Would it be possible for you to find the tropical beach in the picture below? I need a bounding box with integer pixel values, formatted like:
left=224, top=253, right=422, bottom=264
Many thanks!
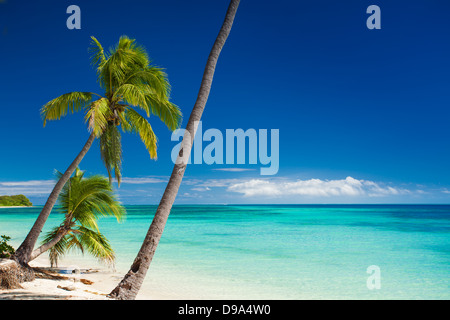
left=0, top=255, right=118, bottom=300
left=0, top=0, right=240, bottom=299
left=1, top=0, right=450, bottom=303
left=1, top=205, right=449, bottom=300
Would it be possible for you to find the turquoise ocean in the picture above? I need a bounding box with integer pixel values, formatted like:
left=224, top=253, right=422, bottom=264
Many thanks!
left=1, top=205, right=449, bottom=299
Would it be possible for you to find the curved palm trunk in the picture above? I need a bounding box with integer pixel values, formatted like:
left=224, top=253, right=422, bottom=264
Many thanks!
left=29, top=228, right=68, bottom=262
left=29, top=213, right=74, bottom=262
left=13, top=132, right=96, bottom=265
left=108, top=0, right=240, bottom=300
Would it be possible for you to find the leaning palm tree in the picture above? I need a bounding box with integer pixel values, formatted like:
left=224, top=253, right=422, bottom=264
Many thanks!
left=109, top=0, right=240, bottom=300
left=13, top=36, right=181, bottom=266
left=30, top=168, right=125, bottom=267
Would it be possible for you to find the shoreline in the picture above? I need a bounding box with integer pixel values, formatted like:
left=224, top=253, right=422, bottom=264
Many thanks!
left=2, top=205, right=449, bottom=300
left=0, top=206, right=34, bottom=209
left=0, top=256, right=160, bottom=300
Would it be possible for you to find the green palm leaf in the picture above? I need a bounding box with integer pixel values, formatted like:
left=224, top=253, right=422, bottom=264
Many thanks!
left=75, top=226, right=115, bottom=266
left=146, top=95, right=182, bottom=131
left=100, top=124, right=123, bottom=185
left=125, top=108, right=158, bottom=159
left=42, top=36, right=182, bottom=186
left=89, top=36, right=106, bottom=70
left=113, top=83, right=149, bottom=109
left=42, top=170, right=125, bottom=267
left=85, top=98, right=112, bottom=137
left=43, top=226, right=68, bottom=267
left=41, top=92, right=94, bottom=126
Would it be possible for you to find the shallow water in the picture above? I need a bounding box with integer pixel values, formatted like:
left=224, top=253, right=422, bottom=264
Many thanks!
left=1, top=205, right=449, bottom=299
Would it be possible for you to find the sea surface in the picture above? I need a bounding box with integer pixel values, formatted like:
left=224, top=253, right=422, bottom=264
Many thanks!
left=1, top=204, right=449, bottom=299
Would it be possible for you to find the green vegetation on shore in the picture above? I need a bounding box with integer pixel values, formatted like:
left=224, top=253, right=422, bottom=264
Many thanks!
left=0, top=235, right=15, bottom=258
left=0, top=195, right=32, bottom=207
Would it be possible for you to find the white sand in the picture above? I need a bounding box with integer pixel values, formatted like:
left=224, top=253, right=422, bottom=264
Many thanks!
left=0, top=255, right=159, bottom=300
left=0, top=278, right=110, bottom=300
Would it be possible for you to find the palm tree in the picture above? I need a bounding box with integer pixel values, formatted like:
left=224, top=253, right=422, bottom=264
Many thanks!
left=30, top=168, right=125, bottom=267
left=13, top=36, right=181, bottom=266
left=109, top=0, right=240, bottom=300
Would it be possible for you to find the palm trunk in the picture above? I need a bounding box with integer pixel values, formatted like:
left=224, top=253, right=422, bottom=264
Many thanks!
left=108, top=0, right=240, bottom=300
left=29, top=228, right=68, bottom=262
left=30, top=213, right=74, bottom=262
left=13, top=132, right=96, bottom=265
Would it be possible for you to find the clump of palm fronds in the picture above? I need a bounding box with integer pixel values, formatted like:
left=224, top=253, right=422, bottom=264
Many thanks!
left=41, top=168, right=125, bottom=267
left=41, top=36, right=182, bottom=185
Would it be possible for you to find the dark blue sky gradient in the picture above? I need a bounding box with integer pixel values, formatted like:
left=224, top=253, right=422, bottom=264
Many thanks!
left=1, top=0, right=449, bottom=204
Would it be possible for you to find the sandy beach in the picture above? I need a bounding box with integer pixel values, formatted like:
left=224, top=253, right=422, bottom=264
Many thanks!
left=0, top=256, right=156, bottom=300
left=2, top=205, right=450, bottom=300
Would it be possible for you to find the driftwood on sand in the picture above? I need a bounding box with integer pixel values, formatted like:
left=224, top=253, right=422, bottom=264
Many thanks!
left=0, top=259, right=96, bottom=290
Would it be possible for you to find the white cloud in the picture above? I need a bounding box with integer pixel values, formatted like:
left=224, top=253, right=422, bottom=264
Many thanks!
left=119, top=177, right=168, bottom=184
left=180, top=192, right=202, bottom=198
left=227, top=176, right=408, bottom=198
left=189, top=178, right=242, bottom=188
left=0, top=180, right=54, bottom=187
left=191, top=187, right=211, bottom=192
left=0, top=180, right=55, bottom=196
left=212, top=168, right=257, bottom=172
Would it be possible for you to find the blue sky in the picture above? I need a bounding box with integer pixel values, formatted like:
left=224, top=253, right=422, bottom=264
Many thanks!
left=1, top=0, right=450, bottom=204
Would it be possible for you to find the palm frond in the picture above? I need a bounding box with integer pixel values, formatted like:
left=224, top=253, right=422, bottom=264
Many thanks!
left=114, top=35, right=149, bottom=69
left=70, top=175, right=125, bottom=222
left=45, top=170, right=125, bottom=267
left=116, top=106, right=132, bottom=132
left=84, top=97, right=112, bottom=137
left=123, top=67, right=171, bottom=101
left=99, top=124, right=123, bottom=185
left=75, top=226, right=116, bottom=267
left=96, top=36, right=150, bottom=95
left=145, top=95, right=182, bottom=131
left=89, top=36, right=106, bottom=70
left=43, top=226, right=70, bottom=267
left=113, top=83, right=149, bottom=109
left=125, top=108, right=158, bottom=159
left=41, top=92, right=94, bottom=126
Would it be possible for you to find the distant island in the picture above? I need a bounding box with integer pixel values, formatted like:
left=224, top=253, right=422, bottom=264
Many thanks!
left=0, top=195, right=33, bottom=207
